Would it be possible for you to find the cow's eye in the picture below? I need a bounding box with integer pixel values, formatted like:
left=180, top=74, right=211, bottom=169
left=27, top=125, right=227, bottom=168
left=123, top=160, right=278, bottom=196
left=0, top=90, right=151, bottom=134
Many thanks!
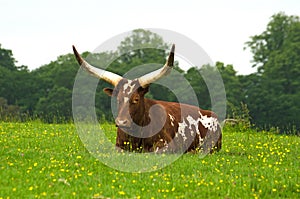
left=132, top=96, right=139, bottom=104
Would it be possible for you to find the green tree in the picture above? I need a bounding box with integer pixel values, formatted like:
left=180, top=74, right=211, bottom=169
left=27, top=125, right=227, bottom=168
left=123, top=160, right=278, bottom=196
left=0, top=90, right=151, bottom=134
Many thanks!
left=35, top=86, right=72, bottom=123
left=0, top=44, right=34, bottom=114
left=185, top=66, right=210, bottom=109
left=0, top=44, right=16, bottom=71
left=216, top=62, right=243, bottom=117
left=113, top=29, right=170, bottom=75
left=185, top=63, right=239, bottom=119
left=31, top=53, right=80, bottom=121
left=245, top=13, right=300, bottom=132
left=0, top=97, right=20, bottom=121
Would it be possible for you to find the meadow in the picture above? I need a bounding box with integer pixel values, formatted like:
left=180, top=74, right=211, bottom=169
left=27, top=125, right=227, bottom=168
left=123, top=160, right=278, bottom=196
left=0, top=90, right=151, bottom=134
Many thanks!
left=0, top=121, right=299, bottom=198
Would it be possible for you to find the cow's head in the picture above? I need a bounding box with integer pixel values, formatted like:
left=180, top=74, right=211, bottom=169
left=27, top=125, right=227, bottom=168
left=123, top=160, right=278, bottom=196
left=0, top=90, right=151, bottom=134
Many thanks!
left=73, top=45, right=175, bottom=132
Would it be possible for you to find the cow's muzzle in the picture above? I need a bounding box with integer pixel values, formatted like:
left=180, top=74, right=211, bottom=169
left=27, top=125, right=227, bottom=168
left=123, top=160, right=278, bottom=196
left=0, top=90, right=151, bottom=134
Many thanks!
left=115, top=118, right=131, bottom=128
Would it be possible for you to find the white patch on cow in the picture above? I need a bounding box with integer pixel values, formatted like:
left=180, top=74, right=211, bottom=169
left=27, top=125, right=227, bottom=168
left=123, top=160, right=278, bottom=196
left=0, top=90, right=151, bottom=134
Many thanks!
left=128, top=82, right=136, bottom=95
left=123, top=80, right=136, bottom=95
left=177, top=119, right=188, bottom=141
left=186, top=115, right=200, bottom=136
left=198, top=111, right=219, bottom=132
left=122, top=81, right=130, bottom=94
left=127, top=80, right=136, bottom=95
left=155, top=139, right=169, bottom=153
left=162, top=140, right=168, bottom=152
left=164, top=140, right=168, bottom=146
left=175, top=132, right=179, bottom=138
left=124, top=97, right=129, bottom=104
left=190, top=130, right=195, bottom=137
left=199, top=136, right=204, bottom=145
left=175, top=113, right=219, bottom=145
left=171, top=122, right=174, bottom=126
left=168, top=113, right=175, bottom=126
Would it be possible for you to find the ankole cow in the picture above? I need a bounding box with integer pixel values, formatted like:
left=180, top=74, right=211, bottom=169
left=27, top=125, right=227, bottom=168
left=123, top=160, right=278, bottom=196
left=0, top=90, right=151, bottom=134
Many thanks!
left=73, top=44, right=222, bottom=153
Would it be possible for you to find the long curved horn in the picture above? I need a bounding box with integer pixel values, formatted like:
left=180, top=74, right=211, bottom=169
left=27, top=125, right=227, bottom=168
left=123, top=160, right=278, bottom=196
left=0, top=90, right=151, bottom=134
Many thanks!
left=72, top=45, right=123, bottom=86
left=138, top=44, right=175, bottom=88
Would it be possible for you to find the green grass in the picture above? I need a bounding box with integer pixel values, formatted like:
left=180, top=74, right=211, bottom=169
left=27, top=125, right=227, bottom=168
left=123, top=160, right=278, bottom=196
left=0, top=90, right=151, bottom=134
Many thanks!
left=0, top=121, right=299, bottom=198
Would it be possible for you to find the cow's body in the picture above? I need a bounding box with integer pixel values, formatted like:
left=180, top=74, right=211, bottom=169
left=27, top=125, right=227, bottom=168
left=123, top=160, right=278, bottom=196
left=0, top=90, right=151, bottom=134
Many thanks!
left=114, top=83, right=222, bottom=153
left=73, top=44, right=222, bottom=154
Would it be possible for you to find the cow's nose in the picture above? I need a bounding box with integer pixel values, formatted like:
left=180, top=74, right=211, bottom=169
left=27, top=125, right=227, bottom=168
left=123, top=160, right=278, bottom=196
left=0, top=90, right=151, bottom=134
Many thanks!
left=115, top=118, right=130, bottom=127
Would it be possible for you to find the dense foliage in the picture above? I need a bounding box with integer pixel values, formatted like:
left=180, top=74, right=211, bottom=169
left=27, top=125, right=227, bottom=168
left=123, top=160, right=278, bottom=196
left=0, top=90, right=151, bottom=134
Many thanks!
left=0, top=13, right=300, bottom=133
left=244, top=12, right=300, bottom=133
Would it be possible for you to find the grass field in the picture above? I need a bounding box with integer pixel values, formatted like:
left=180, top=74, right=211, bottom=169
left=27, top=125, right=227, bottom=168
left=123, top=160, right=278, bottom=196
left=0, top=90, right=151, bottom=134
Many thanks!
left=0, top=121, right=299, bottom=198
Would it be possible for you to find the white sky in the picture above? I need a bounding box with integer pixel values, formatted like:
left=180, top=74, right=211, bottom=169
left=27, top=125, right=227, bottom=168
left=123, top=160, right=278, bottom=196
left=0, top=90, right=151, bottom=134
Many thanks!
left=1, top=0, right=299, bottom=74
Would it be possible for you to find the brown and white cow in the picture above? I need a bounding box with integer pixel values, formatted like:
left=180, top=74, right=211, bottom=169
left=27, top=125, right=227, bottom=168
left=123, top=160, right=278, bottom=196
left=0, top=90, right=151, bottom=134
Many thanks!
left=73, top=44, right=222, bottom=153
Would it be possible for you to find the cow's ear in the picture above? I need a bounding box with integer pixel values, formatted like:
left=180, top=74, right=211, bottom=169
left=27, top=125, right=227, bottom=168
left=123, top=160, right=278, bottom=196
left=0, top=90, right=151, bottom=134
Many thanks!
left=103, top=88, right=113, bottom=96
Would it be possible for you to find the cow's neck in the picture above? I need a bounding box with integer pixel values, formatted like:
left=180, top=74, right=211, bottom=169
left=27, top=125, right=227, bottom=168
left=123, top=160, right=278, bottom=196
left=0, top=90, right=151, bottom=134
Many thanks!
left=142, top=98, right=155, bottom=126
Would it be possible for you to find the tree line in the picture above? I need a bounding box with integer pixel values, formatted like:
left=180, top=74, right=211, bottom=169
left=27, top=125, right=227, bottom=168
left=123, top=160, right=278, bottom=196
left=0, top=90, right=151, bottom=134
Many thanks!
left=0, top=13, right=299, bottom=133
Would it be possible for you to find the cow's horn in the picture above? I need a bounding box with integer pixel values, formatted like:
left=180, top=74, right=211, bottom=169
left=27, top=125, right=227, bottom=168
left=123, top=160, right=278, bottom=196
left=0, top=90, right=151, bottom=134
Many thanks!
left=72, top=45, right=123, bottom=86
left=138, top=44, right=175, bottom=88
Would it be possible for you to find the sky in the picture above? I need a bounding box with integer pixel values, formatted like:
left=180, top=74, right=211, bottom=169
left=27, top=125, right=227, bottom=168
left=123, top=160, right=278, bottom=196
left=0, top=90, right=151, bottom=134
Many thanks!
left=1, top=0, right=299, bottom=74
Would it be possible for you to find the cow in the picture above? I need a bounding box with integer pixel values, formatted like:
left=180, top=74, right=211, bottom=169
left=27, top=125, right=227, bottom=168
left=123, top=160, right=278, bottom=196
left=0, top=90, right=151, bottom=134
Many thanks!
left=72, top=44, right=222, bottom=154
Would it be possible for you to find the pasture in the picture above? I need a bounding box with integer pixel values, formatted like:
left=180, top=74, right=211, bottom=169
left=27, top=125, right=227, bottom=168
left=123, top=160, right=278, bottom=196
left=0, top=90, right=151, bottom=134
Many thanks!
left=0, top=122, right=299, bottom=198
